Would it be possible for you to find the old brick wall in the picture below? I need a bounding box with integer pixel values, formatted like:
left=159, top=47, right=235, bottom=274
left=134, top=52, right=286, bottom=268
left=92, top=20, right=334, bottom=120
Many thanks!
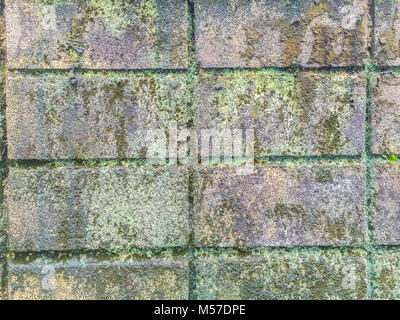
left=1, top=0, right=400, bottom=300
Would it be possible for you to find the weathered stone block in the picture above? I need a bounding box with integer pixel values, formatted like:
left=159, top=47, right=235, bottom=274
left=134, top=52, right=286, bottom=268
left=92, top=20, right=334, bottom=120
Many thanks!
left=7, top=165, right=189, bottom=251
left=6, top=72, right=187, bottom=159
left=375, top=251, right=400, bottom=299
left=193, top=164, right=366, bottom=247
left=374, top=0, right=400, bottom=66
left=194, top=71, right=366, bottom=156
left=195, top=249, right=367, bottom=300
left=5, top=0, right=188, bottom=69
left=372, top=162, right=400, bottom=245
left=194, top=0, right=370, bottom=68
left=8, top=256, right=188, bottom=300
left=371, top=73, right=400, bottom=155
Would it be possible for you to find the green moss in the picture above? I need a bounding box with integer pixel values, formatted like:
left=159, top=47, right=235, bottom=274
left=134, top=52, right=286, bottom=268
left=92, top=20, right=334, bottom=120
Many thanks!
left=31, top=0, right=71, bottom=8
left=207, top=70, right=296, bottom=130
left=88, top=0, right=130, bottom=36
left=388, top=154, right=398, bottom=162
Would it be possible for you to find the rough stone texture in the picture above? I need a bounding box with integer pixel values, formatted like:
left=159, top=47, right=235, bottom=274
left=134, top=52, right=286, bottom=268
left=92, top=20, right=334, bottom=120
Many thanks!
left=6, top=72, right=187, bottom=160
left=374, top=0, right=400, bottom=66
left=193, top=164, right=366, bottom=247
left=8, top=256, right=188, bottom=300
left=195, top=249, right=367, bottom=300
left=372, top=162, right=400, bottom=245
left=371, top=73, right=400, bottom=155
left=6, top=165, right=189, bottom=252
left=374, top=250, right=400, bottom=299
left=5, top=0, right=188, bottom=69
left=194, top=0, right=370, bottom=68
left=0, top=263, right=3, bottom=297
left=3, top=0, right=400, bottom=302
left=194, top=71, right=366, bottom=156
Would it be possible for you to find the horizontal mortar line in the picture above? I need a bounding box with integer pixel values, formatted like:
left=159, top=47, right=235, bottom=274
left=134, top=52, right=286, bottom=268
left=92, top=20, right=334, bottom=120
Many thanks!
left=7, top=246, right=400, bottom=262
left=5, top=65, right=377, bottom=75
left=254, top=155, right=363, bottom=162
left=6, top=246, right=371, bottom=258
left=4, top=246, right=376, bottom=265
left=371, top=153, right=400, bottom=158
left=7, top=158, right=149, bottom=167
left=8, top=244, right=392, bottom=257
left=194, top=245, right=370, bottom=252
left=7, top=247, right=189, bottom=258
left=198, top=65, right=368, bottom=74
left=373, top=245, right=400, bottom=251
left=7, top=155, right=365, bottom=168
left=371, top=66, right=400, bottom=73
left=5, top=67, right=189, bottom=75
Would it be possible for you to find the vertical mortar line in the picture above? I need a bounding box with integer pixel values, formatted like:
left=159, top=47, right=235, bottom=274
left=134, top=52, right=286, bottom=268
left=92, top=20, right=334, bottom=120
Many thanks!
left=187, top=0, right=197, bottom=300
left=365, top=0, right=376, bottom=300
left=0, top=0, right=7, bottom=300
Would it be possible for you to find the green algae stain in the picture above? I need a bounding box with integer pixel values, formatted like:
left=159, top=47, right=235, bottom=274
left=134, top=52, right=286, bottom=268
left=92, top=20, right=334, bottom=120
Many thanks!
left=62, top=0, right=160, bottom=62
left=194, top=249, right=367, bottom=300
left=208, top=70, right=296, bottom=130
left=388, top=154, right=398, bottom=162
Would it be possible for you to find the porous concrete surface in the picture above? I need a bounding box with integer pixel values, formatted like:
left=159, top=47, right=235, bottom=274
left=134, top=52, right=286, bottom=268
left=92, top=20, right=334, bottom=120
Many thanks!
left=5, top=0, right=188, bottom=69
left=195, top=249, right=367, bottom=300
left=7, top=165, right=189, bottom=251
left=193, top=164, right=366, bottom=247
left=374, top=250, right=400, bottom=299
left=374, top=0, right=400, bottom=66
left=6, top=72, right=187, bottom=160
left=8, top=255, right=188, bottom=300
left=1, top=0, right=400, bottom=301
left=371, top=73, right=400, bottom=155
left=194, top=71, right=366, bottom=156
left=372, top=162, right=400, bottom=245
left=195, top=0, right=370, bottom=68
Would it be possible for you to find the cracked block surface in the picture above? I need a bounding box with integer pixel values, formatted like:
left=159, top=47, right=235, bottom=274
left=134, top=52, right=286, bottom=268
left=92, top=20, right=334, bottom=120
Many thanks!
left=374, top=0, right=400, bottom=66
left=194, top=71, right=366, bottom=157
left=371, top=73, right=400, bottom=155
left=7, top=165, right=189, bottom=252
left=8, top=256, right=188, bottom=300
left=372, top=162, right=400, bottom=245
left=6, top=72, right=187, bottom=160
left=195, top=249, right=367, bottom=300
left=5, top=0, right=188, bottom=69
left=194, top=0, right=370, bottom=68
left=193, top=164, right=366, bottom=247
